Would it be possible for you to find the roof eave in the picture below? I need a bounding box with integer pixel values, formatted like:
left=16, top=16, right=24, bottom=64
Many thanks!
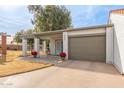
left=21, top=24, right=113, bottom=38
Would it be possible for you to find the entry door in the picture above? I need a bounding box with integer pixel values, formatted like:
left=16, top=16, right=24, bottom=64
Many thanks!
left=55, top=40, right=62, bottom=55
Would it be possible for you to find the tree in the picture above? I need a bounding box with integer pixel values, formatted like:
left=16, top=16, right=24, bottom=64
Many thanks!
left=14, top=29, right=34, bottom=46
left=14, top=30, right=24, bottom=44
left=14, top=29, right=43, bottom=50
left=28, top=5, right=72, bottom=32
left=23, top=29, right=34, bottom=48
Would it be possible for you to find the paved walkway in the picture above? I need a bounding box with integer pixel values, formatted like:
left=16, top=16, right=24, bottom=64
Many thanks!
left=0, top=56, right=124, bottom=88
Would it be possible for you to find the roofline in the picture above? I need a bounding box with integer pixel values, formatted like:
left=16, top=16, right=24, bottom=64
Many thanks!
left=20, top=24, right=113, bottom=38
left=65, top=24, right=113, bottom=31
left=33, top=24, right=113, bottom=36
left=108, top=8, right=124, bottom=24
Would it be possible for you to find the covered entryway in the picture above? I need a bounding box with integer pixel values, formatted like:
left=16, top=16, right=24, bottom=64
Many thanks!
left=55, top=40, right=63, bottom=55
left=68, top=34, right=106, bottom=62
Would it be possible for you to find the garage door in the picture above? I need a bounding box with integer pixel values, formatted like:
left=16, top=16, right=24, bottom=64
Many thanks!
left=68, top=35, right=106, bottom=62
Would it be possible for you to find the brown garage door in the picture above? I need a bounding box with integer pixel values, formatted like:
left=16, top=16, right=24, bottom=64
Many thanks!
left=68, top=35, right=106, bottom=62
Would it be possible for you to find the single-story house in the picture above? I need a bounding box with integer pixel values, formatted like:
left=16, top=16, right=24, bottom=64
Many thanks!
left=21, top=9, right=124, bottom=74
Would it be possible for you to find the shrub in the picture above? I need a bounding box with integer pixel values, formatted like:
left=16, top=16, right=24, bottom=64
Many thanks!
left=59, top=52, right=66, bottom=57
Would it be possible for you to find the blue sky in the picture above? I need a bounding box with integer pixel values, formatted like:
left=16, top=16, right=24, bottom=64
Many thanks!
left=0, top=5, right=124, bottom=35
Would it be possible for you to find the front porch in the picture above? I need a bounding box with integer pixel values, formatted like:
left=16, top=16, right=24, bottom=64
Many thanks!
left=21, top=31, right=65, bottom=58
left=17, top=54, right=61, bottom=65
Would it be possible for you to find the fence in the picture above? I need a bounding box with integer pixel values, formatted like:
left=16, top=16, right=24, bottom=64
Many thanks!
left=7, top=45, right=22, bottom=50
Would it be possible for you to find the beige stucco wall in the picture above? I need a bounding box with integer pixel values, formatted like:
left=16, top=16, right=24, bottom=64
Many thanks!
left=68, top=28, right=106, bottom=36
left=63, top=28, right=106, bottom=60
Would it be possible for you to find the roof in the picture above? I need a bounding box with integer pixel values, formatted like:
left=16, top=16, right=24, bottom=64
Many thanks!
left=34, top=24, right=113, bottom=35
left=110, top=8, right=124, bottom=14
left=108, top=8, right=124, bottom=23
left=21, top=24, right=113, bottom=38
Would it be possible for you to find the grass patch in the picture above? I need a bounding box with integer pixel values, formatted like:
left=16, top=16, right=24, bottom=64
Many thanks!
left=6, top=50, right=22, bottom=61
left=6, top=50, right=31, bottom=61
left=0, top=50, right=53, bottom=77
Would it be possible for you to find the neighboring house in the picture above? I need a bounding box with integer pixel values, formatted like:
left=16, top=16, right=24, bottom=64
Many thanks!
left=21, top=9, right=124, bottom=74
left=0, top=34, right=14, bottom=45
left=0, top=34, right=21, bottom=50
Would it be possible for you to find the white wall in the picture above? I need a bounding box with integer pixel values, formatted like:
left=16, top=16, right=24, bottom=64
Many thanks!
left=109, top=13, right=124, bottom=74
left=63, top=32, right=68, bottom=59
left=106, top=27, right=114, bottom=64
left=7, top=36, right=14, bottom=44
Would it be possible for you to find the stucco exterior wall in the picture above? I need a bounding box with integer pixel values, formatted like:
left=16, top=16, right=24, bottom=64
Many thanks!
left=106, top=27, right=114, bottom=64
left=63, top=28, right=106, bottom=60
left=109, top=13, right=124, bottom=74
left=63, top=32, right=68, bottom=59
left=34, top=37, right=40, bottom=57
left=68, top=28, right=106, bottom=36
left=22, top=38, right=27, bottom=56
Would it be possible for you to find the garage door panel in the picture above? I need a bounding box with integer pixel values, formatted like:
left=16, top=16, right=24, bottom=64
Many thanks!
left=68, top=35, right=106, bottom=62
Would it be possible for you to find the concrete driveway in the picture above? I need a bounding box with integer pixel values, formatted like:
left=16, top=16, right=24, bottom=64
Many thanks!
left=0, top=60, right=124, bottom=88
